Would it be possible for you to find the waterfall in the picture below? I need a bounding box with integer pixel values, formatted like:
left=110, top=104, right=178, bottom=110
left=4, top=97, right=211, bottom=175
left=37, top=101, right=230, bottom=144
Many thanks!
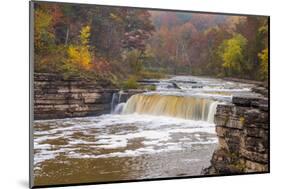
left=110, top=91, right=124, bottom=113
left=122, top=94, right=218, bottom=123
left=110, top=93, right=119, bottom=113
left=207, top=101, right=219, bottom=123
left=113, top=103, right=125, bottom=114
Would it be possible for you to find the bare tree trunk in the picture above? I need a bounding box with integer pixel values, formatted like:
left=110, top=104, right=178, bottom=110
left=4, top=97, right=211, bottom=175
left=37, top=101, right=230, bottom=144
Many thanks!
left=135, top=51, right=144, bottom=73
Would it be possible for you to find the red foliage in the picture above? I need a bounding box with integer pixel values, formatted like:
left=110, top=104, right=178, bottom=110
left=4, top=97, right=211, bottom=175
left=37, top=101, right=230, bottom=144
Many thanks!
left=92, top=58, right=112, bottom=74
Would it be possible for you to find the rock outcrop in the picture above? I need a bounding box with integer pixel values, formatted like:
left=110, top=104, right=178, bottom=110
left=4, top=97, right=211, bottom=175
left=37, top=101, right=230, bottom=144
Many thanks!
left=204, top=90, right=269, bottom=174
left=33, top=73, right=143, bottom=120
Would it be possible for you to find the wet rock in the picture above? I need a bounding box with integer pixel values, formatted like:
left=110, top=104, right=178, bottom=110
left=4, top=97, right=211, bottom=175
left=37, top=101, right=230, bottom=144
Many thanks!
left=252, top=87, right=268, bottom=97
left=216, top=104, right=234, bottom=115
left=251, top=97, right=268, bottom=112
left=191, top=85, right=203, bottom=88
left=232, top=95, right=261, bottom=107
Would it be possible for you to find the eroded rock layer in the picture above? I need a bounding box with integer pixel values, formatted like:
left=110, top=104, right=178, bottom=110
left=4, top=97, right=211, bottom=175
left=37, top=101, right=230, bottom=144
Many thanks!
left=204, top=89, right=269, bottom=174
left=33, top=73, right=142, bottom=120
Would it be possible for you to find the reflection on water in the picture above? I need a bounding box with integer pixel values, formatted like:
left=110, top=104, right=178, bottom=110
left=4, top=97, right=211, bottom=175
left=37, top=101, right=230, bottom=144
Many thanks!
left=33, top=114, right=217, bottom=186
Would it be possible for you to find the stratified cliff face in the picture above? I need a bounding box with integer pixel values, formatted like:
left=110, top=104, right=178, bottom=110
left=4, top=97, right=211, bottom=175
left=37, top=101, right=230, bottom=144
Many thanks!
left=204, top=88, right=269, bottom=174
left=33, top=73, right=142, bottom=120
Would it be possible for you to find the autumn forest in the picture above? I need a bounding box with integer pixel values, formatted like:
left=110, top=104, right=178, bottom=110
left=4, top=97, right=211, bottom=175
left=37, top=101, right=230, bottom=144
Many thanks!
left=34, top=2, right=269, bottom=88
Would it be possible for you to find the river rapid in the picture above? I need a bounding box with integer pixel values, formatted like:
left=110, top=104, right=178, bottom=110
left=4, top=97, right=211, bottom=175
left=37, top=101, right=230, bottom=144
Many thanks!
left=33, top=76, right=255, bottom=186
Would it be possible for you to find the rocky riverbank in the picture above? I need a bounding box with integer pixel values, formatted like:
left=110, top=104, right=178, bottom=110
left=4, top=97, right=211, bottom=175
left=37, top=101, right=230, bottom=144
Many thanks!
left=204, top=86, right=269, bottom=174
left=33, top=73, right=144, bottom=120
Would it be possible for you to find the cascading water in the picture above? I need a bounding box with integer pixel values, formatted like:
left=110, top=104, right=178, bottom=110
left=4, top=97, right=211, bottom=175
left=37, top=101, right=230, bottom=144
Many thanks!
left=110, top=93, right=118, bottom=113
left=121, top=94, right=219, bottom=123
left=111, top=91, right=124, bottom=113
left=113, top=103, right=125, bottom=114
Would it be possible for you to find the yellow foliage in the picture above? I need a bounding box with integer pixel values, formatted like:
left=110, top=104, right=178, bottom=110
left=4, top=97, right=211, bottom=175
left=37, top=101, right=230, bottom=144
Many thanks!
left=66, top=25, right=92, bottom=70
left=258, top=48, right=268, bottom=80
left=80, top=26, right=91, bottom=46
left=34, top=9, right=55, bottom=51
left=67, top=45, right=91, bottom=70
left=219, top=34, right=247, bottom=75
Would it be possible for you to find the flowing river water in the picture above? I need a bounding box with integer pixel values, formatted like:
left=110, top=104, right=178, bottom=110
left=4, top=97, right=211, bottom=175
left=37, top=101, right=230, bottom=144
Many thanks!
left=33, top=76, right=256, bottom=186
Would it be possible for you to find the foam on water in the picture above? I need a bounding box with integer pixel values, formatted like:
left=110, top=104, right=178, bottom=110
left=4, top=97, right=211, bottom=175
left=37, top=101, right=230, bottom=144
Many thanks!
left=34, top=114, right=217, bottom=166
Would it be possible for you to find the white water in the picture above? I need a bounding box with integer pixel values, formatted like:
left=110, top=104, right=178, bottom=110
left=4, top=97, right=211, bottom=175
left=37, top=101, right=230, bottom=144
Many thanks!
left=121, top=94, right=219, bottom=123
left=112, top=76, right=255, bottom=123
left=34, top=114, right=217, bottom=165
left=34, top=76, right=257, bottom=176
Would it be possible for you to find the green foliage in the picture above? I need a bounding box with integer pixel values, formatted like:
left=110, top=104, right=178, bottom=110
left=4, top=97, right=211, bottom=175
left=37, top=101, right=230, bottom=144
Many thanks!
left=146, top=85, right=156, bottom=91
left=258, top=48, right=268, bottom=81
left=34, top=45, right=67, bottom=73
left=218, top=34, right=247, bottom=76
left=122, top=76, right=140, bottom=89
left=34, top=8, right=55, bottom=53
left=123, top=50, right=144, bottom=73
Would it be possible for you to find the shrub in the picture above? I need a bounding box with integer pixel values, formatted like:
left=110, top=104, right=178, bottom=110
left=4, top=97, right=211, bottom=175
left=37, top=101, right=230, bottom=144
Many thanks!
left=146, top=85, right=156, bottom=91
left=122, top=76, right=139, bottom=89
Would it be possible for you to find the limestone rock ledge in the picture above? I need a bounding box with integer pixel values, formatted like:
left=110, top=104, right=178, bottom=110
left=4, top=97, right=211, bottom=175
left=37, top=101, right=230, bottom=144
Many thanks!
left=33, top=73, right=143, bottom=120
left=204, top=90, right=269, bottom=174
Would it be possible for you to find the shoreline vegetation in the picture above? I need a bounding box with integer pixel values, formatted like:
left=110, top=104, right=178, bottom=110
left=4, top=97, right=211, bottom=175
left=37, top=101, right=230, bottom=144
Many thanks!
left=34, top=2, right=268, bottom=89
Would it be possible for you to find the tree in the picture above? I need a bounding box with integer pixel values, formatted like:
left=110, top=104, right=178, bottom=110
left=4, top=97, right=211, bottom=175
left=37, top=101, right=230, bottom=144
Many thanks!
left=64, top=25, right=92, bottom=74
left=258, top=48, right=268, bottom=81
left=34, top=8, right=55, bottom=53
left=218, top=34, right=247, bottom=76
left=121, top=9, right=155, bottom=73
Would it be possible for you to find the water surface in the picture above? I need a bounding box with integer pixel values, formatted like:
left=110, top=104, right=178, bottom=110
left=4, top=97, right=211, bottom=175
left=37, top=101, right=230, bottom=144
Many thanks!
left=33, top=76, right=257, bottom=186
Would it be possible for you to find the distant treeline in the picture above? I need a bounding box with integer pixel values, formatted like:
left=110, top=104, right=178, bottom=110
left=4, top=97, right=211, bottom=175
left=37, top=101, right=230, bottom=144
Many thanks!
left=34, top=2, right=268, bottom=84
left=148, top=12, right=268, bottom=81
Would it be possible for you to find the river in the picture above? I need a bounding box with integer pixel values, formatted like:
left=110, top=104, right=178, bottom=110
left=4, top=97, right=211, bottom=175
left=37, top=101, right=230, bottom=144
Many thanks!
left=33, top=76, right=255, bottom=186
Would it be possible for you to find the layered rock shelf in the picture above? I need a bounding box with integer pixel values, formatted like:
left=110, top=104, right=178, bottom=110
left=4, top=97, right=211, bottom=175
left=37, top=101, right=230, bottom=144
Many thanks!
left=204, top=88, right=269, bottom=174
left=33, top=73, right=143, bottom=120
